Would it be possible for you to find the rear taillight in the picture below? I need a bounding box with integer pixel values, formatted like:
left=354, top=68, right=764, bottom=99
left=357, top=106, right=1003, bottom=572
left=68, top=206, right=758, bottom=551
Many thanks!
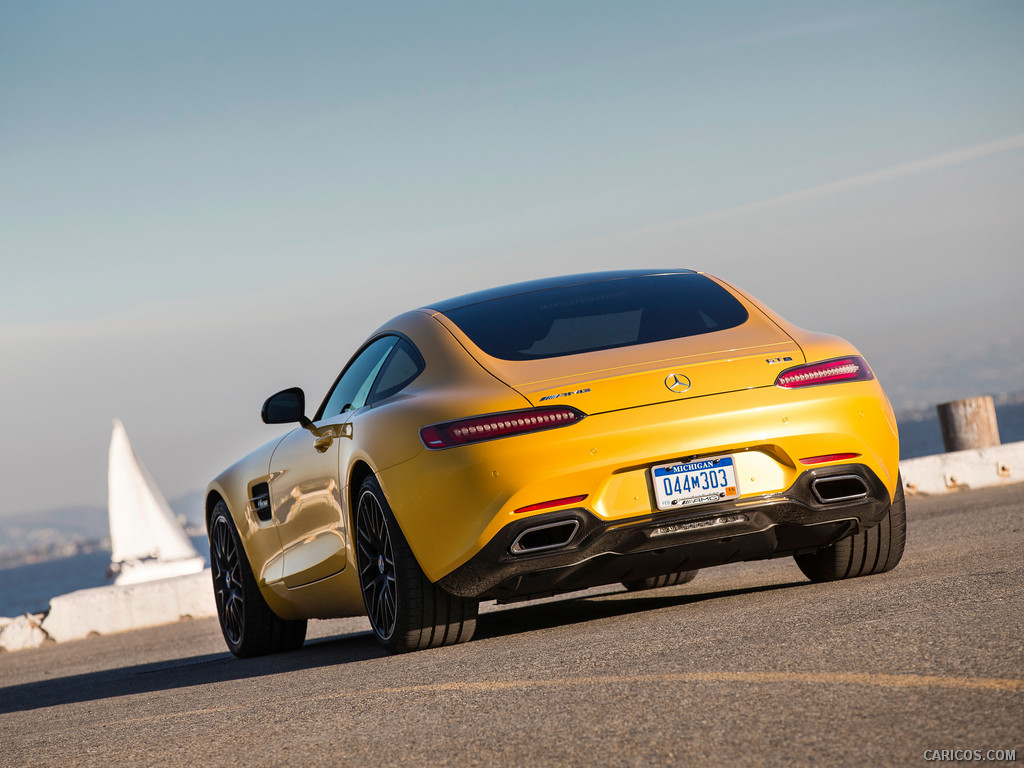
left=775, top=356, right=874, bottom=388
left=800, top=453, right=861, bottom=465
left=420, top=406, right=585, bottom=449
left=514, top=495, right=588, bottom=514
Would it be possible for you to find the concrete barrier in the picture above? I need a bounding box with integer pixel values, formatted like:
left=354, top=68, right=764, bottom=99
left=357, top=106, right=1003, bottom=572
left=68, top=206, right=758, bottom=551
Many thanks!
left=39, top=569, right=217, bottom=644
left=2, top=440, right=1023, bottom=653
left=899, top=440, right=1023, bottom=496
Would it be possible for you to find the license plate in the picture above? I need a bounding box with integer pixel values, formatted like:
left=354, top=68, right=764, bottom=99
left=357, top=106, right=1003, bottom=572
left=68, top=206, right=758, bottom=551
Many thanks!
left=652, top=456, right=739, bottom=510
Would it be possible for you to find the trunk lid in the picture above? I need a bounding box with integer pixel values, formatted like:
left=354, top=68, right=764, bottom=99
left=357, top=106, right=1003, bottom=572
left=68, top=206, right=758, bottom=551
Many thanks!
left=436, top=307, right=803, bottom=414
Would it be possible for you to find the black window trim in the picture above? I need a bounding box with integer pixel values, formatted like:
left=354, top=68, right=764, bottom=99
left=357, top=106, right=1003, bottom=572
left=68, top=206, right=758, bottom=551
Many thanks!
left=313, top=332, right=425, bottom=422
left=366, top=336, right=426, bottom=408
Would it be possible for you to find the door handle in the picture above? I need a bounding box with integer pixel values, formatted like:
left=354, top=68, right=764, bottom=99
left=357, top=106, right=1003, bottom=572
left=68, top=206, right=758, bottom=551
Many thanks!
left=310, top=422, right=352, bottom=452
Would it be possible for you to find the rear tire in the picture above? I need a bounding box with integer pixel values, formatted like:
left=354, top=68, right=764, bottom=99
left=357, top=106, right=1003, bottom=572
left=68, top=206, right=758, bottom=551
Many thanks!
left=209, top=501, right=307, bottom=658
left=622, top=569, right=699, bottom=592
left=794, top=473, right=907, bottom=582
left=355, top=476, right=478, bottom=653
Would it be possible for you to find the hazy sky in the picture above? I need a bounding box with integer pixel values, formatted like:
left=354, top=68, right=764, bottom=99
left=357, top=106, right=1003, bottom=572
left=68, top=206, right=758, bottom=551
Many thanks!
left=2, top=0, right=1022, bottom=518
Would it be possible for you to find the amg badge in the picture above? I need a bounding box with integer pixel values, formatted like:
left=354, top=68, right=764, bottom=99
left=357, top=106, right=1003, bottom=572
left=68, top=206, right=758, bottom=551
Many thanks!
left=540, top=388, right=591, bottom=402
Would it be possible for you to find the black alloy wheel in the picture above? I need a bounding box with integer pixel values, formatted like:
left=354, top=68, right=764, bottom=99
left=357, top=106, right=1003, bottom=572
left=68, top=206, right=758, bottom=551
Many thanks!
left=208, top=501, right=307, bottom=658
left=354, top=476, right=479, bottom=653
left=356, top=486, right=398, bottom=643
left=210, top=511, right=245, bottom=648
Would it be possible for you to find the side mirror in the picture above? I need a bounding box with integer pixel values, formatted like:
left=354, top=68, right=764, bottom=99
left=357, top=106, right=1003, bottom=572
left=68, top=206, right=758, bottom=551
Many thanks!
left=261, top=387, right=307, bottom=425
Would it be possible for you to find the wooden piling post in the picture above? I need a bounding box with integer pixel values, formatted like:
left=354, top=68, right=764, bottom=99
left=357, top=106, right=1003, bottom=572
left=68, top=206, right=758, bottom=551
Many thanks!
left=937, top=396, right=1001, bottom=452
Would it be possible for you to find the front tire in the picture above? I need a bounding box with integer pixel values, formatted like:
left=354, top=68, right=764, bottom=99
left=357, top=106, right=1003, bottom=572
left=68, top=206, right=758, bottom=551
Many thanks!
left=794, top=473, right=907, bottom=582
left=622, top=569, right=699, bottom=592
left=355, top=476, right=478, bottom=653
left=209, top=501, right=307, bottom=658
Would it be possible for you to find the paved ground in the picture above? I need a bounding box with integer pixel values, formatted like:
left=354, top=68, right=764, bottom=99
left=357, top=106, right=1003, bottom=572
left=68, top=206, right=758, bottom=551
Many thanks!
left=1, top=485, right=1022, bottom=767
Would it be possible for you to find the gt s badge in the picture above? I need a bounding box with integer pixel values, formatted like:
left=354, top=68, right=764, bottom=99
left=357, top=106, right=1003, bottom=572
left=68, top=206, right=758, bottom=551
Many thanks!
left=766, top=357, right=793, bottom=365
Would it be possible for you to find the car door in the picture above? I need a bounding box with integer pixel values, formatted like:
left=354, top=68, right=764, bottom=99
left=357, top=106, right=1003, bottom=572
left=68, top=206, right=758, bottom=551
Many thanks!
left=268, top=336, right=399, bottom=588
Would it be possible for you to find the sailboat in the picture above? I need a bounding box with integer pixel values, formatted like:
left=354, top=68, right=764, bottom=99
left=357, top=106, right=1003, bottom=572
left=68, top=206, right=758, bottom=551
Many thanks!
left=107, top=419, right=206, bottom=585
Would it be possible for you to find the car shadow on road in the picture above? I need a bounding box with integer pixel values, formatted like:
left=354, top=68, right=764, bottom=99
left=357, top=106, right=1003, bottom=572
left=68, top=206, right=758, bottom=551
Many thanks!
left=475, top=579, right=808, bottom=641
left=0, top=631, right=388, bottom=715
left=0, top=578, right=807, bottom=714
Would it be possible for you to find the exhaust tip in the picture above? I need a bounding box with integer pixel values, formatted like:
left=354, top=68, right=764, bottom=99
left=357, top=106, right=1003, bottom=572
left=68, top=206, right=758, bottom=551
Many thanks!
left=510, top=520, right=580, bottom=555
left=811, top=474, right=869, bottom=504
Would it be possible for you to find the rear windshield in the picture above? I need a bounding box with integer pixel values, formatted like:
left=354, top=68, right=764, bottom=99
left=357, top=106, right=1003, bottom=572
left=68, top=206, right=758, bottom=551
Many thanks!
left=440, top=273, right=748, bottom=361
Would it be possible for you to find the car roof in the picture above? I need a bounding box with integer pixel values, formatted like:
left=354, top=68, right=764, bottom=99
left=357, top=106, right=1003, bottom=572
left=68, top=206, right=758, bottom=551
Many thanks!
left=424, top=269, right=697, bottom=313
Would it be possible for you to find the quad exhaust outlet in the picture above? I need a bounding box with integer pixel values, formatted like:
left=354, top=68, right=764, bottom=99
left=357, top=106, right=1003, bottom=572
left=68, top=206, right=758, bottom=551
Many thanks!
left=510, top=520, right=580, bottom=555
left=811, top=475, right=869, bottom=504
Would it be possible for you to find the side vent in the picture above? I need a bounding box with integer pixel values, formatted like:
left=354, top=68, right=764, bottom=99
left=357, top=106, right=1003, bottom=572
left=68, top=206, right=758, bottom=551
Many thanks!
left=249, top=482, right=272, bottom=522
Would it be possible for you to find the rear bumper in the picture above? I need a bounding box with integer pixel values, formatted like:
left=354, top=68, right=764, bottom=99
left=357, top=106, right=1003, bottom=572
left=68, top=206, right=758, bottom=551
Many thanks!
left=381, top=378, right=899, bottom=583
left=438, top=463, right=891, bottom=601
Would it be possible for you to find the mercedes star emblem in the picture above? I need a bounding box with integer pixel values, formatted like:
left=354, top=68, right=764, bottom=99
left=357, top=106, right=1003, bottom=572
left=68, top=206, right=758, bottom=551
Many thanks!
left=664, top=373, right=691, bottom=393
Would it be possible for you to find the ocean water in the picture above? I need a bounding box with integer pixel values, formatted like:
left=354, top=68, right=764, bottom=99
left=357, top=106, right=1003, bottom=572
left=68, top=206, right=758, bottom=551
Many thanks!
left=0, top=536, right=210, bottom=619
left=0, top=551, right=115, bottom=617
left=2, top=401, right=1022, bottom=619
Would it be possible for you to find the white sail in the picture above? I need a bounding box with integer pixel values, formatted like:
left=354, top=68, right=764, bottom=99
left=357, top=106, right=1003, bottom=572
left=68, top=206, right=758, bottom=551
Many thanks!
left=108, top=419, right=204, bottom=584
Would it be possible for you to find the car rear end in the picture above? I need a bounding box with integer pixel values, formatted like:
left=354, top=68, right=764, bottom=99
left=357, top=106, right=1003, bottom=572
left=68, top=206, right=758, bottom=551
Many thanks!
left=378, top=270, right=899, bottom=600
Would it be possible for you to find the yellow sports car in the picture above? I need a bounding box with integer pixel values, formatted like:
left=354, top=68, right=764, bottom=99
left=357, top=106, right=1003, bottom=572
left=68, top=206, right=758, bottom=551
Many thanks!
left=207, top=269, right=904, bottom=656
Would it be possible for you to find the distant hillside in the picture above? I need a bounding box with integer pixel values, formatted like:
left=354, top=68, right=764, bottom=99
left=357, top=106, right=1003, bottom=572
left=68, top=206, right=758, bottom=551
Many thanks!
left=168, top=490, right=206, bottom=527
left=0, top=490, right=207, bottom=561
left=0, top=504, right=107, bottom=547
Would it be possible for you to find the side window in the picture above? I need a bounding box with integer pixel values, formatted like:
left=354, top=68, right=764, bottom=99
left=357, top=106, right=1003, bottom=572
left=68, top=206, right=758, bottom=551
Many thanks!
left=367, top=338, right=424, bottom=406
left=319, top=336, right=399, bottom=420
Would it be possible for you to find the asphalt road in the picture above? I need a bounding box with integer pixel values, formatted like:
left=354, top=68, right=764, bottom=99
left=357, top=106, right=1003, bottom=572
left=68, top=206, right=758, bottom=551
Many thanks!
left=2, top=485, right=1022, bottom=767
